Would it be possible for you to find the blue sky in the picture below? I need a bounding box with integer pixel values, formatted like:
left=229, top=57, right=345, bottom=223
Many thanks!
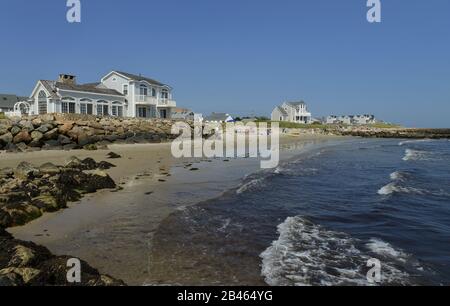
left=0, top=0, right=449, bottom=127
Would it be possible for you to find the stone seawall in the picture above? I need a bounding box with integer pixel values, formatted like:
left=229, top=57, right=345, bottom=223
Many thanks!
left=283, top=126, right=450, bottom=139
left=0, top=114, right=188, bottom=152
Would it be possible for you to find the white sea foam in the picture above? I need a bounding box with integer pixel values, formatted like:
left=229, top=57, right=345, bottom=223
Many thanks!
left=366, top=239, right=409, bottom=263
left=260, top=216, right=414, bottom=286
left=390, top=171, right=406, bottom=181
left=402, top=149, right=432, bottom=161
left=377, top=182, right=425, bottom=196
left=236, top=177, right=266, bottom=194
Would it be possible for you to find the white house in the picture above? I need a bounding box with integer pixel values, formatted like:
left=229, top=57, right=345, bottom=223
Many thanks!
left=204, top=113, right=234, bottom=123
left=271, top=101, right=312, bottom=124
left=29, top=71, right=176, bottom=119
left=326, top=114, right=376, bottom=125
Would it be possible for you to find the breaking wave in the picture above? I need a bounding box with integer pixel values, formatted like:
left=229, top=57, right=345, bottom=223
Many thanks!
left=260, top=216, right=421, bottom=286
left=377, top=182, right=426, bottom=196
left=403, top=149, right=433, bottom=161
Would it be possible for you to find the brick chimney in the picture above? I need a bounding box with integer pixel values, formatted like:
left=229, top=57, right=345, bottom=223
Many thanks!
left=58, top=74, right=77, bottom=85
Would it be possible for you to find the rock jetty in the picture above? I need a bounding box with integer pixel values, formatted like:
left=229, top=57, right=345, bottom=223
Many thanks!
left=0, top=157, right=125, bottom=286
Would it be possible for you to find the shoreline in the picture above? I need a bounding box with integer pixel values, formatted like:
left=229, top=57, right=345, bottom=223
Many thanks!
left=3, top=134, right=344, bottom=285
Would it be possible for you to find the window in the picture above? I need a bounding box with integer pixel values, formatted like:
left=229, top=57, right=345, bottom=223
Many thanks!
left=161, top=89, right=169, bottom=99
left=97, top=104, right=103, bottom=116
left=69, top=103, right=76, bottom=114
left=139, top=85, right=148, bottom=96
left=62, top=102, right=68, bottom=113
left=80, top=99, right=93, bottom=115
left=112, top=105, right=123, bottom=117
left=138, top=107, right=147, bottom=118
left=123, top=85, right=128, bottom=95
left=38, top=91, right=47, bottom=114
left=151, top=88, right=156, bottom=97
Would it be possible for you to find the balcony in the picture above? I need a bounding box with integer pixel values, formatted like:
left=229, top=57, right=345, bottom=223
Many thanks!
left=135, top=95, right=157, bottom=105
left=158, top=99, right=177, bottom=107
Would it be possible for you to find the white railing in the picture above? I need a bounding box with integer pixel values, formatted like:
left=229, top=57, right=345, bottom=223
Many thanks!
left=158, top=99, right=176, bottom=107
left=135, top=95, right=157, bottom=104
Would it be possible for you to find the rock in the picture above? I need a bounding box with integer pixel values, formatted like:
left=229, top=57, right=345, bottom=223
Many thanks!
left=107, top=152, right=121, bottom=159
left=0, top=203, right=42, bottom=227
left=32, top=195, right=62, bottom=212
left=15, top=142, right=29, bottom=152
left=83, top=144, right=97, bottom=151
left=10, top=126, right=21, bottom=136
left=19, top=120, right=34, bottom=131
left=13, top=131, right=32, bottom=144
left=0, top=168, right=14, bottom=179
left=97, top=161, right=116, bottom=170
left=0, top=132, right=13, bottom=145
left=58, top=135, right=72, bottom=145
left=31, top=131, right=44, bottom=142
left=8, top=245, right=35, bottom=267
left=14, top=162, right=39, bottom=180
left=81, top=158, right=98, bottom=170
left=0, top=267, right=41, bottom=284
left=43, top=128, right=59, bottom=140
left=35, top=125, right=49, bottom=133
left=65, top=156, right=83, bottom=169
left=58, top=122, right=74, bottom=135
left=39, top=163, right=61, bottom=175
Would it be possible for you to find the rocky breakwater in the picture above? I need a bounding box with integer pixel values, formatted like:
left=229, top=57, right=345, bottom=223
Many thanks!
left=0, top=114, right=187, bottom=152
left=0, top=157, right=125, bottom=286
left=330, top=126, right=450, bottom=139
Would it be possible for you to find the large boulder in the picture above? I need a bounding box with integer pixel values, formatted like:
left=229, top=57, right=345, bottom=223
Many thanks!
left=0, top=132, right=13, bottom=145
left=30, top=131, right=44, bottom=142
left=10, top=126, right=21, bottom=136
left=57, top=122, right=74, bottom=135
left=13, top=131, right=32, bottom=144
left=43, top=128, right=59, bottom=140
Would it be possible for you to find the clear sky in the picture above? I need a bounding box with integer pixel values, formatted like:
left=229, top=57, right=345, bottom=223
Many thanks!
left=0, top=0, right=449, bottom=127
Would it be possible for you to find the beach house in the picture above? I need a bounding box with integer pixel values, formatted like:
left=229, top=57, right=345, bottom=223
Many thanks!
left=29, top=71, right=176, bottom=119
left=326, top=114, right=377, bottom=125
left=271, top=101, right=312, bottom=124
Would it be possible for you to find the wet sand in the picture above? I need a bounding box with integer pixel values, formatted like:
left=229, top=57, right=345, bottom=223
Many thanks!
left=3, top=135, right=344, bottom=285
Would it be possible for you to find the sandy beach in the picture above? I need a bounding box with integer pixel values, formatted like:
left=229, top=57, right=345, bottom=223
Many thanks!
left=2, top=135, right=344, bottom=285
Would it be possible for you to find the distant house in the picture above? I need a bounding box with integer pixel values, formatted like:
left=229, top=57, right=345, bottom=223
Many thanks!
left=271, top=101, right=312, bottom=124
left=0, top=94, right=28, bottom=113
left=326, top=114, right=376, bottom=125
left=204, top=113, right=234, bottom=123
left=29, top=71, right=177, bottom=119
left=172, top=108, right=195, bottom=120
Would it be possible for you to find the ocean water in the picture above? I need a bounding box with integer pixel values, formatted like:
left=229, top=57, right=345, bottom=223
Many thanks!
left=148, top=139, right=450, bottom=286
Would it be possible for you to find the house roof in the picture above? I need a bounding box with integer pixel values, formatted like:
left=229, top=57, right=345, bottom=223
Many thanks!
left=114, top=71, right=166, bottom=87
left=37, top=80, right=123, bottom=98
left=0, top=94, right=27, bottom=108
left=56, top=82, right=123, bottom=96
left=276, top=106, right=288, bottom=117
left=205, top=113, right=233, bottom=121
left=286, top=101, right=306, bottom=107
